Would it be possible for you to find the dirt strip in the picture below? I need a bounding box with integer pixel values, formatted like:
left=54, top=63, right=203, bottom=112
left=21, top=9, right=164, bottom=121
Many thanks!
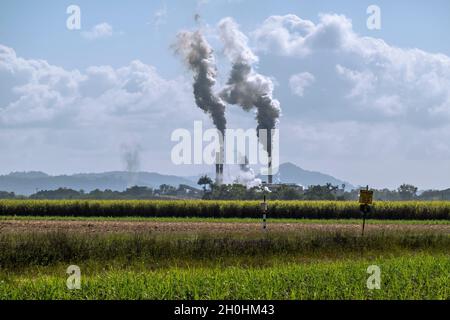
left=0, top=220, right=449, bottom=235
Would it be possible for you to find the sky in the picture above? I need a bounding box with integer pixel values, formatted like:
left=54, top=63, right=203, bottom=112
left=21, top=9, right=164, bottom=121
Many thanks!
left=1, top=0, right=450, bottom=190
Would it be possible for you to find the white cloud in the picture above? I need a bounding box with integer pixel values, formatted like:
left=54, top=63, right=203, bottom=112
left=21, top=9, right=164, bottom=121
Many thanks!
left=282, top=119, right=450, bottom=188
left=373, top=95, right=404, bottom=116
left=0, top=44, right=217, bottom=175
left=81, top=23, right=114, bottom=40
left=0, top=44, right=192, bottom=128
left=289, top=72, right=315, bottom=97
left=252, top=13, right=450, bottom=127
left=252, top=14, right=354, bottom=57
left=335, top=65, right=375, bottom=101
left=248, top=13, right=450, bottom=188
left=251, top=14, right=315, bottom=57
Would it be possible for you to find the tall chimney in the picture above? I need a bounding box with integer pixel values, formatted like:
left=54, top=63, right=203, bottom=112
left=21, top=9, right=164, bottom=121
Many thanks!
left=268, top=155, right=273, bottom=184
left=215, top=152, right=223, bottom=185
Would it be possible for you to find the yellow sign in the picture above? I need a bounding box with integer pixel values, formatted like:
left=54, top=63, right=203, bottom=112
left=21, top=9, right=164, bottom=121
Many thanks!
left=359, top=190, right=374, bottom=205
left=260, top=202, right=268, bottom=211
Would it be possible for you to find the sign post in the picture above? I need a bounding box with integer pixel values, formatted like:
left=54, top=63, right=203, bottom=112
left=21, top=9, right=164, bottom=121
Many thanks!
left=359, top=186, right=373, bottom=236
left=260, top=195, right=268, bottom=231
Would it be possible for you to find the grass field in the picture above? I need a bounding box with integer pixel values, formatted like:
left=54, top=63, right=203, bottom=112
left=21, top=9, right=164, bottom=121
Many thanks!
left=1, top=199, right=450, bottom=219
left=1, top=215, right=449, bottom=224
left=1, top=254, right=448, bottom=300
left=0, top=200, right=448, bottom=300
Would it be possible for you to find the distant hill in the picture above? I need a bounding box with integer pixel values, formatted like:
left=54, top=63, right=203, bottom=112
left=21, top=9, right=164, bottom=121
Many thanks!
left=0, top=171, right=197, bottom=196
left=0, top=163, right=354, bottom=196
left=258, top=162, right=354, bottom=189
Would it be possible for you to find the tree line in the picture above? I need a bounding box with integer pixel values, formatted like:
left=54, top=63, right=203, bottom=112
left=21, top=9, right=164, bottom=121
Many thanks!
left=1, top=177, right=448, bottom=201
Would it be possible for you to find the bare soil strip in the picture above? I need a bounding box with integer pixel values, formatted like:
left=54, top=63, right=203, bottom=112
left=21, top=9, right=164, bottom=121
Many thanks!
left=0, top=220, right=448, bottom=235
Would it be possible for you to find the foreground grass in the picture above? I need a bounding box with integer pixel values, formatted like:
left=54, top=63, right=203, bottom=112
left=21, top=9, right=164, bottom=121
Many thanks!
left=1, top=230, right=448, bottom=300
left=0, top=254, right=448, bottom=300
left=0, top=215, right=449, bottom=225
left=1, top=231, right=449, bottom=270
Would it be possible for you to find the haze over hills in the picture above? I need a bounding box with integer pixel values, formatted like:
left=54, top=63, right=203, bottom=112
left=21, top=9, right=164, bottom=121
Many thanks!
left=0, top=171, right=197, bottom=196
left=0, top=163, right=354, bottom=196
left=266, top=162, right=354, bottom=189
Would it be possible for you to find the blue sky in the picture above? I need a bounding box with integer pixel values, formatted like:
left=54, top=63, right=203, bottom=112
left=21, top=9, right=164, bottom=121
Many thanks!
left=1, top=0, right=450, bottom=189
left=2, top=0, right=450, bottom=72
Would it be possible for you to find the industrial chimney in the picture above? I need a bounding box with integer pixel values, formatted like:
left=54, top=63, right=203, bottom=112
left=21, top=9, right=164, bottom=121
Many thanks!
left=215, top=151, right=224, bottom=185
left=268, top=155, right=273, bottom=184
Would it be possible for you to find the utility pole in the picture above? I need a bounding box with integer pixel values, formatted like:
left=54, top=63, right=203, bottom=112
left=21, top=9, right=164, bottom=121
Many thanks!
left=261, top=195, right=268, bottom=231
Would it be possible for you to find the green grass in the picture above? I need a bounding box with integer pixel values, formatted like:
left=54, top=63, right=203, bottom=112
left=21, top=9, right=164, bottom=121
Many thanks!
left=1, top=215, right=449, bottom=224
left=1, top=204, right=448, bottom=300
left=1, top=254, right=448, bottom=300
left=1, top=231, right=448, bottom=270
left=0, top=230, right=448, bottom=300
left=1, top=199, right=450, bottom=220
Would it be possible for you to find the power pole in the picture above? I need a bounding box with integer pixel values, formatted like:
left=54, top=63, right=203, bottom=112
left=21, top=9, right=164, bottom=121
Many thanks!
left=261, top=195, right=268, bottom=231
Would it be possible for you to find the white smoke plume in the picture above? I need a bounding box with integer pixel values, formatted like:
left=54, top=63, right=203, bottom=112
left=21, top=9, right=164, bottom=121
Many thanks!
left=237, top=155, right=262, bottom=188
left=173, top=30, right=227, bottom=136
left=121, top=143, right=141, bottom=187
left=218, top=17, right=281, bottom=156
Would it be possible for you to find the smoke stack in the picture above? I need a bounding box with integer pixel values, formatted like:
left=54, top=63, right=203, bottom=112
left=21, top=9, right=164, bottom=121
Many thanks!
left=215, top=151, right=223, bottom=185
left=220, top=142, right=224, bottom=182
left=215, top=161, right=220, bottom=184
left=268, top=155, right=273, bottom=184
left=174, top=30, right=229, bottom=186
left=217, top=18, right=280, bottom=186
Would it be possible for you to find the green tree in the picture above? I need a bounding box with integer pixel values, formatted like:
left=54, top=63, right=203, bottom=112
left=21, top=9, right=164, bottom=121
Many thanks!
left=274, top=185, right=302, bottom=200
left=397, top=184, right=418, bottom=200
left=197, top=175, right=213, bottom=192
left=0, top=191, right=16, bottom=199
left=304, top=183, right=338, bottom=200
